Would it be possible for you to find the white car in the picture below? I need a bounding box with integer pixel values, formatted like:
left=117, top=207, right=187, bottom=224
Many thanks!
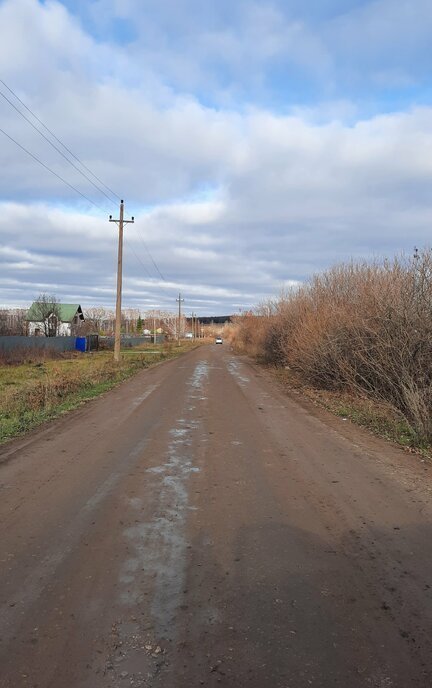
left=215, top=337, right=223, bottom=344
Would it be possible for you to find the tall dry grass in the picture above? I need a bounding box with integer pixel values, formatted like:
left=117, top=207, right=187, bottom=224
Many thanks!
left=1, top=358, right=124, bottom=420
left=231, top=251, right=432, bottom=442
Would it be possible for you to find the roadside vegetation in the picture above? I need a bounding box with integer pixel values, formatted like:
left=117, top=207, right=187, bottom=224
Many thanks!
left=228, top=250, right=432, bottom=453
left=0, top=341, right=197, bottom=445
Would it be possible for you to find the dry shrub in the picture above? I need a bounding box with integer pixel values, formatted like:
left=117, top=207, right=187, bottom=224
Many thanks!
left=1, top=358, right=121, bottom=419
left=229, top=312, right=271, bottom=359
left=231, top=251, right=432, bottom=442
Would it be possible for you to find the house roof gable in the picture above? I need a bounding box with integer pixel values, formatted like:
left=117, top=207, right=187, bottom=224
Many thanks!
left=26, top=303, right=84, bottom=323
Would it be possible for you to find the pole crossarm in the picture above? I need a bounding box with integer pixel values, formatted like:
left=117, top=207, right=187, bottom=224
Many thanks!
left=109, top=218, right=135, bottom=225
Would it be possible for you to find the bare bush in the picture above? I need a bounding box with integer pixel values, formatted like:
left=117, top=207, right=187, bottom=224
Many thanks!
left=0, top=309, right=27, bottom=335
left=231, top=251, right=432, bottom=443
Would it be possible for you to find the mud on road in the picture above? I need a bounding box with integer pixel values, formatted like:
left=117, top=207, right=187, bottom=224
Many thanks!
left=0, top=345, right=431, bottom=687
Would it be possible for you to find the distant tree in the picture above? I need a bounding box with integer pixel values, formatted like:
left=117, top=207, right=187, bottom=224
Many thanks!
left=32, top=294, right=61, bottom=337
left=143, top=310, right=177, bottom=338
left=0, top=309, right=27, bottom=335
left=136, top=315, right=143, bottom=333
left=84, top=307, right=109, bottom=334
left=0, top=310, right=8, bottom=335
left=12, top=309, right=26, bottom=335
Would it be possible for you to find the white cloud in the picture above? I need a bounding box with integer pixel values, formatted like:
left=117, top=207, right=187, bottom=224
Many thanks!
left=0, top=0, right=432, bottom=314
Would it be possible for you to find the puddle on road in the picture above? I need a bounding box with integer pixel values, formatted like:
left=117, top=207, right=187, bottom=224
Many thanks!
left=126, top=497, right=144, bottom=510
left=227, top=358, right=250, bottom=386
left=130, top=383, right=160, bottom=409
left=190, top=360, right=209, bottom=389
left=119, top=358, right=209, bottom=638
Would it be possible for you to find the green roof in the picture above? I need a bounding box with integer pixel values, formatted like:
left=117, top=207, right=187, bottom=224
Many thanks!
left=26, top=303, right=83, bottom=323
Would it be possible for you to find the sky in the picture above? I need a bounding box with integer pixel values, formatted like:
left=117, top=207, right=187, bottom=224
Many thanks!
left=1, top=0, right=432, bottom=315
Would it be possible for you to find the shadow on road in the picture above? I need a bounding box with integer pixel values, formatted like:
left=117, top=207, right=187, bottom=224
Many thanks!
left=166, top=520, right=432, bottom=687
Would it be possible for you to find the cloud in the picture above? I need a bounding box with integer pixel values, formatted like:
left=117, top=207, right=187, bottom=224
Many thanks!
left=0, top=0, right=431, bottom=314
left=67, top=0, right=432, bottom=107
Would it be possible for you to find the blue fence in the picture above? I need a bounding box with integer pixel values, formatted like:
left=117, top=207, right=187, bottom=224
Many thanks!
left=0, top=334, right=161, bottom=354
left=0, top=336, right=77, bottom=353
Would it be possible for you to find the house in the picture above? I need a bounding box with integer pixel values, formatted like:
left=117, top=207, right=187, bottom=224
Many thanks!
left=26, top=303, right=85, bottom=337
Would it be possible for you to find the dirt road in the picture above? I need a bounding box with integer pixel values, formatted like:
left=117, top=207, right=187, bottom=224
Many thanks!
left=1, top=345, right=432, bottom=687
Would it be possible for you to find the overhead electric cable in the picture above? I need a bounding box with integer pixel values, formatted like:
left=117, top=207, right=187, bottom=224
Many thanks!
left=1, top=121, right=163, bottom=279
left=120, top=206, right=166, bottom=282
left=0, top=126, right=109, bottom=213
left=0, top=78, right=168, bottom=281
left=124, top=238, right=153, bottom=279
left=134, top=227, right=166, bottom=281
left=0, top=77, right=121, bottom=203
left=0, top=88, right=119, bottom=207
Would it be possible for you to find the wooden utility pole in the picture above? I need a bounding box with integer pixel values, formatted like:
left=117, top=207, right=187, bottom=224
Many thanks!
left=153, top=310, right=156, bottom=346
left=109, top=200, right=134, bottom=362
left=176, top=293, right=184, bottom=346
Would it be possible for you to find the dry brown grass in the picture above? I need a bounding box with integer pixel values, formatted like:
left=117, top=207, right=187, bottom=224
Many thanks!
left=1, top=356, right=130, bottom=422
left=0, top=341, right=202, bottom=444
left=0, top=346, right=72, bottom=366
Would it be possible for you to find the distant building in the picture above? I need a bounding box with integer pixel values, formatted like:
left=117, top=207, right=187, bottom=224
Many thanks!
left=26, top=303, right=84, bottom=336
left=196, top=315, right=233, bottom=325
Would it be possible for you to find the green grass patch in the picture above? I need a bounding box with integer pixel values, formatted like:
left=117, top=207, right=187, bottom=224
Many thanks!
left=329, top=398, right=419, bottom=448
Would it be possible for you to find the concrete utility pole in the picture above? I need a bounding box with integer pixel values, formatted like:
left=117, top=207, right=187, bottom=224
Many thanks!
left=176, top=293, right=184, bottom=346
left=109, top=200, right=134, bottom=363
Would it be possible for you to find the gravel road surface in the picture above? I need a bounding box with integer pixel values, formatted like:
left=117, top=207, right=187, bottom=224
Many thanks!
left=1, top=345, right=431, bottom=687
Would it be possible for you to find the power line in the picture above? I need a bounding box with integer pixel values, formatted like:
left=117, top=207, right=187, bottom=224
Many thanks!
left=134, top=225, right=166, bottom=281
left=0, top=125, right=109, bottom=214
left=0, top=78, right=121, bottom=203
left=124, top=237, right=153, bottom=279
left=0, top=87, right=119, bottom=208
left=122, top=206, right=166, bottom=282
left=0, top=79, right=168, bottom=282
left=1, top=121, right=164, bottom=280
